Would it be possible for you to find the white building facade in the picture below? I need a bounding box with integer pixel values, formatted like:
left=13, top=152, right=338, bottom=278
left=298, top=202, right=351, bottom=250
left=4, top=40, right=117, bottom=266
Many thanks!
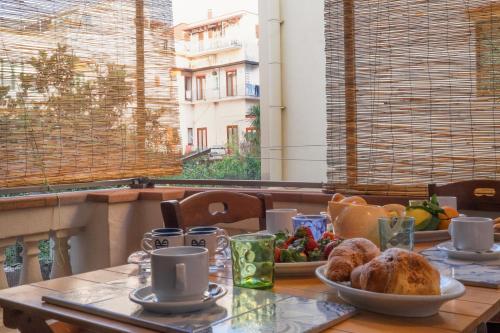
left=258, top=0, right=327, bottom=182
left=174, top=11, right=260, bottom=155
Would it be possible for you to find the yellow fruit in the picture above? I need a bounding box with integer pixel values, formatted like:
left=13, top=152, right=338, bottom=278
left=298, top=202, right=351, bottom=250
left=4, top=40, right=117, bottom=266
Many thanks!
left=406, top=207, right=432, bottom=231
left=340, top=196, right=367, bottom=205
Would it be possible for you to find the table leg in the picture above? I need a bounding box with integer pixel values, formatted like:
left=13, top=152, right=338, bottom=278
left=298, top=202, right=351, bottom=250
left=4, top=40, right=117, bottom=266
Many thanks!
left=3, top=307, right=53, bottom=333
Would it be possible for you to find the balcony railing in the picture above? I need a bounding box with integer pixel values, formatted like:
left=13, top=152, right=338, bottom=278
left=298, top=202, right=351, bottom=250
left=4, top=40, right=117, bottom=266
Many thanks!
left=188, top=38, right=242, bottom=55
left=246, top=83, right=260, bottom=97
left=0, top=179, right=330, bottom=291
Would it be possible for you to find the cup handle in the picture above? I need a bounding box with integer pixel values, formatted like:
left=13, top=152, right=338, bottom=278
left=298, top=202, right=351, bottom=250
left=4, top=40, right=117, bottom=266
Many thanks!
left=141, top=238, right=154, bottom=253
left=448, top=222, right=453, bottom=237
left=216, top=235, right=229, bottom=254
left=175, top=263, right=187, bottom=291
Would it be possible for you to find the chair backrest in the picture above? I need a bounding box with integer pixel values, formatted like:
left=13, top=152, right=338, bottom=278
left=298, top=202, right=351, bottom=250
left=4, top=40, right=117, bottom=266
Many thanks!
left=161, top=190, right=273, bottom=230
left=428, top=180, right=500, bottom=211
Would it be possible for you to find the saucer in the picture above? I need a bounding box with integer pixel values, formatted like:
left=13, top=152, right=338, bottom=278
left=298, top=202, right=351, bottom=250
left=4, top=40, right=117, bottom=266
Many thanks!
left=129, top=282, right=227, bottom=314
left=437, top=241, right=500, bottom=261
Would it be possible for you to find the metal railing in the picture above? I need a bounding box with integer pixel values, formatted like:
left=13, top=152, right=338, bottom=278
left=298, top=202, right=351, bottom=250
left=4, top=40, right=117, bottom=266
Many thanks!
left=188, top=39, right=242, bottom=54
left=245, top=83, right=260, bottom=97
left=0, top=178, right=325, bottom=196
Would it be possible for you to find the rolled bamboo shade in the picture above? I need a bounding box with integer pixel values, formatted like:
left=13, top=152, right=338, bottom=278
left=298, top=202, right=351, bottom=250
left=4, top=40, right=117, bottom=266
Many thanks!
left=325, top=0, right=500, bottom=196
left=0, top=0, right=181, bottom=188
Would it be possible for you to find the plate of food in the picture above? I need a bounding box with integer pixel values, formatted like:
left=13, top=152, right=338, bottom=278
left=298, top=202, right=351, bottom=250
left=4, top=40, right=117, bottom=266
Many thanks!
left=274, top=227, right=343, bottom=276
left=315, top=238, right=465, bottom=317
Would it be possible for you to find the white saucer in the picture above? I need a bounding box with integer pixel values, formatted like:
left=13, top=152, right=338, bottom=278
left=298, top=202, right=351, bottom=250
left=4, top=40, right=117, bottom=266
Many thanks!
left=129, top=282, right=227, bottom=314
left=437, top=241, right=500, bottom=261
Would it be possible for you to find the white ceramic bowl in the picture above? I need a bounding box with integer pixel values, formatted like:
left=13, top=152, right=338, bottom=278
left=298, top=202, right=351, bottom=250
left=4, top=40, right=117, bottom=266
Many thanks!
left=315, top=265, right=465, bottom=317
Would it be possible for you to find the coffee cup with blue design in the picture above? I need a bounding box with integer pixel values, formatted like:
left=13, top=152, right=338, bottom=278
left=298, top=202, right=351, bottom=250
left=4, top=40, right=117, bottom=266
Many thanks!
left=141, top=228, right=184, bottom=253
left=184, top=230, right=229, bottom=258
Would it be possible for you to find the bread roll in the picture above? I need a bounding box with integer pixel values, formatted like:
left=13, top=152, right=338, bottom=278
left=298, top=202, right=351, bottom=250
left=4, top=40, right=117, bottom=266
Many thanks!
left=325, top=238, right=380, bottom=282
left=352, top=248, right=440, bottom=295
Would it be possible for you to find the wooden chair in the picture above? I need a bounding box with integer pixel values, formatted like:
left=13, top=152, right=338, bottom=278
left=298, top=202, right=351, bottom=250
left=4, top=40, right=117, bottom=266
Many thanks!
left=428, top=180, right=500, bottom=211
left=161, top=190, right=273, bottom=230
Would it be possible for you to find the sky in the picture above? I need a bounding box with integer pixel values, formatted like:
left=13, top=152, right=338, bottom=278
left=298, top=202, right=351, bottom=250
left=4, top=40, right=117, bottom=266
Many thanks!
left=172, top=0, right=258, bottom=25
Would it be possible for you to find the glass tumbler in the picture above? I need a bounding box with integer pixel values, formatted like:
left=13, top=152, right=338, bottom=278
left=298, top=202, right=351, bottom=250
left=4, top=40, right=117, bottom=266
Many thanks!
left=230, top=234, right=275, bottom=289
left=378, top=217, right=415, bottom=251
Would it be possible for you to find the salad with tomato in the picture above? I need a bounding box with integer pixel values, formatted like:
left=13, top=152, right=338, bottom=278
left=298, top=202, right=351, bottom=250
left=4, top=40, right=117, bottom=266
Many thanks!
left=274, top=226, right=343, bottom=263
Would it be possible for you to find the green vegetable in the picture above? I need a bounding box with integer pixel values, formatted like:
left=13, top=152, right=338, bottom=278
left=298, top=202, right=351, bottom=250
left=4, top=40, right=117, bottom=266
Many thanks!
left=308, top=249, right=322, bottom=261
left=280, top=249, right=294, bottom=263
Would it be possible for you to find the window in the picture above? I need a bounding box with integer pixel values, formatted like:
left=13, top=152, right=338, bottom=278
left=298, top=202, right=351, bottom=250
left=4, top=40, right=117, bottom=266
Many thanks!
left=226, top=70, right=237, bottom=97
left=226, top=125, right=239, bottom=148
left=187, top=128, right=193, bottom=145
left=197, top=128, right=208, bottom=150
left=163, top=40, right=169, bottom=50
left=245, top=127, right=257, bottom=135
left=198, top=32, right=204, bottom=51
left=185, top=76, right=192, bottom=100
left=476, top=19, right=500, bottom=96
left=196, top=75, right=206, bottom=100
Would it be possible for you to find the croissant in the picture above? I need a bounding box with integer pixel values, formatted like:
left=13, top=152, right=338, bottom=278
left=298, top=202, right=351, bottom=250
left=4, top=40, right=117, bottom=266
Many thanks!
left=325, top=238, right=380, bottom=282
left=351, top=248, right=440, bottom=295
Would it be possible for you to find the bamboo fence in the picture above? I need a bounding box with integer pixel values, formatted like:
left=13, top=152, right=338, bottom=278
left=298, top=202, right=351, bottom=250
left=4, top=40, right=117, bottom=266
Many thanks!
left=325, top=0, right=500, bottom=196
left=0, top=0, right=181, bottom=188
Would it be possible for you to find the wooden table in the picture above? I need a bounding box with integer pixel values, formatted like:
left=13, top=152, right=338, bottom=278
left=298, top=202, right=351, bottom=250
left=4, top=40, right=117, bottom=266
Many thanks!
left=0, top=243, right=499, bottom=333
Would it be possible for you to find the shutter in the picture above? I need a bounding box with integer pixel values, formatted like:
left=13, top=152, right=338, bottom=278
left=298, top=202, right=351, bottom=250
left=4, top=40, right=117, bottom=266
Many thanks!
left=324, top=0, right=500, bottom=196
left=0, top=0, right=181, bottom=187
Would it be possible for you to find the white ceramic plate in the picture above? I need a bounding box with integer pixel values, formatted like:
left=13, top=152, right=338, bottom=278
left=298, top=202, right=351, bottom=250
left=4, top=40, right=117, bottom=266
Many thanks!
left=315, top=265, right=465, bottom=317
left=275, top=261, right=327, bottom=276
left=129, top=282, right=227, bottom=314
left=437, top=241, right=500, bottom=261
left=414, top=230, right=450, bottom=243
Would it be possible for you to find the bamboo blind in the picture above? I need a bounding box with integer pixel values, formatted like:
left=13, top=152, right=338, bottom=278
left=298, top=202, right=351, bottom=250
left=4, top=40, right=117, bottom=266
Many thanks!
left=0, top=0, right=181, bottom=188
left=325, top=0, right=500, bottom=196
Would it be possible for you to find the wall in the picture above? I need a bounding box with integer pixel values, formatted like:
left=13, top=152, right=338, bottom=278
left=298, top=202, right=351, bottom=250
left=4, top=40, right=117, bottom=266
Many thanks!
left=189, top=98, right=256, bottom=148
left=259, top=0, right=327, bottom=182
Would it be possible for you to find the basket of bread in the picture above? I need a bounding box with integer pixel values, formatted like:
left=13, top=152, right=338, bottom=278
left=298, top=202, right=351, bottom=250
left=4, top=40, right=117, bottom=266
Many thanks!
left=315, top=238, right=466, bottom=317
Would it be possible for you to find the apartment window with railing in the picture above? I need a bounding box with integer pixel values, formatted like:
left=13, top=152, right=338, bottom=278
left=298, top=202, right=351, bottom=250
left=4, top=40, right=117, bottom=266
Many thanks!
left=226, top=70, right=237, bottom=97
left=196, top=75, right=206, bottom=100
left=185, top=76, right=192, bottom=100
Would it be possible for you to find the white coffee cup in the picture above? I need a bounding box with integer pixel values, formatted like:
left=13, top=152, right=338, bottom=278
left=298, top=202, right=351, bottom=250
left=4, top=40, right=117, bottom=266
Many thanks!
left=151, top=246, right=208, bottom=302
left=184, top=230, right=229, bottom=258
left=141, top=231, right=184, bottom=253
left=266, top=209, right=298, bottom=234
left=449, top=217, right=494, bottom=251
left=188, top=226, right=228, bottom=237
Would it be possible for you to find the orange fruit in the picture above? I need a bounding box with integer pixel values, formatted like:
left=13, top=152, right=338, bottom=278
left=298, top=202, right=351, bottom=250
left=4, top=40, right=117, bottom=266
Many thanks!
left=438, top=218, right=452, bottom=230
left=438, top=206, right=459, bottom=220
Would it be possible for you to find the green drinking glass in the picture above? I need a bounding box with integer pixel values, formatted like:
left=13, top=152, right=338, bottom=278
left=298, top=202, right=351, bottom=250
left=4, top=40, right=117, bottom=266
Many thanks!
left=230, top=234, right=275, bottom=289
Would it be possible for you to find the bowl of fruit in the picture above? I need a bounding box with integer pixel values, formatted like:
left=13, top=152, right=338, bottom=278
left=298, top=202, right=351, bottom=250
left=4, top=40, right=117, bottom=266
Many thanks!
left=407, top=195, right=459, bottom=243
left=274, top=226, right=343, bottom=276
